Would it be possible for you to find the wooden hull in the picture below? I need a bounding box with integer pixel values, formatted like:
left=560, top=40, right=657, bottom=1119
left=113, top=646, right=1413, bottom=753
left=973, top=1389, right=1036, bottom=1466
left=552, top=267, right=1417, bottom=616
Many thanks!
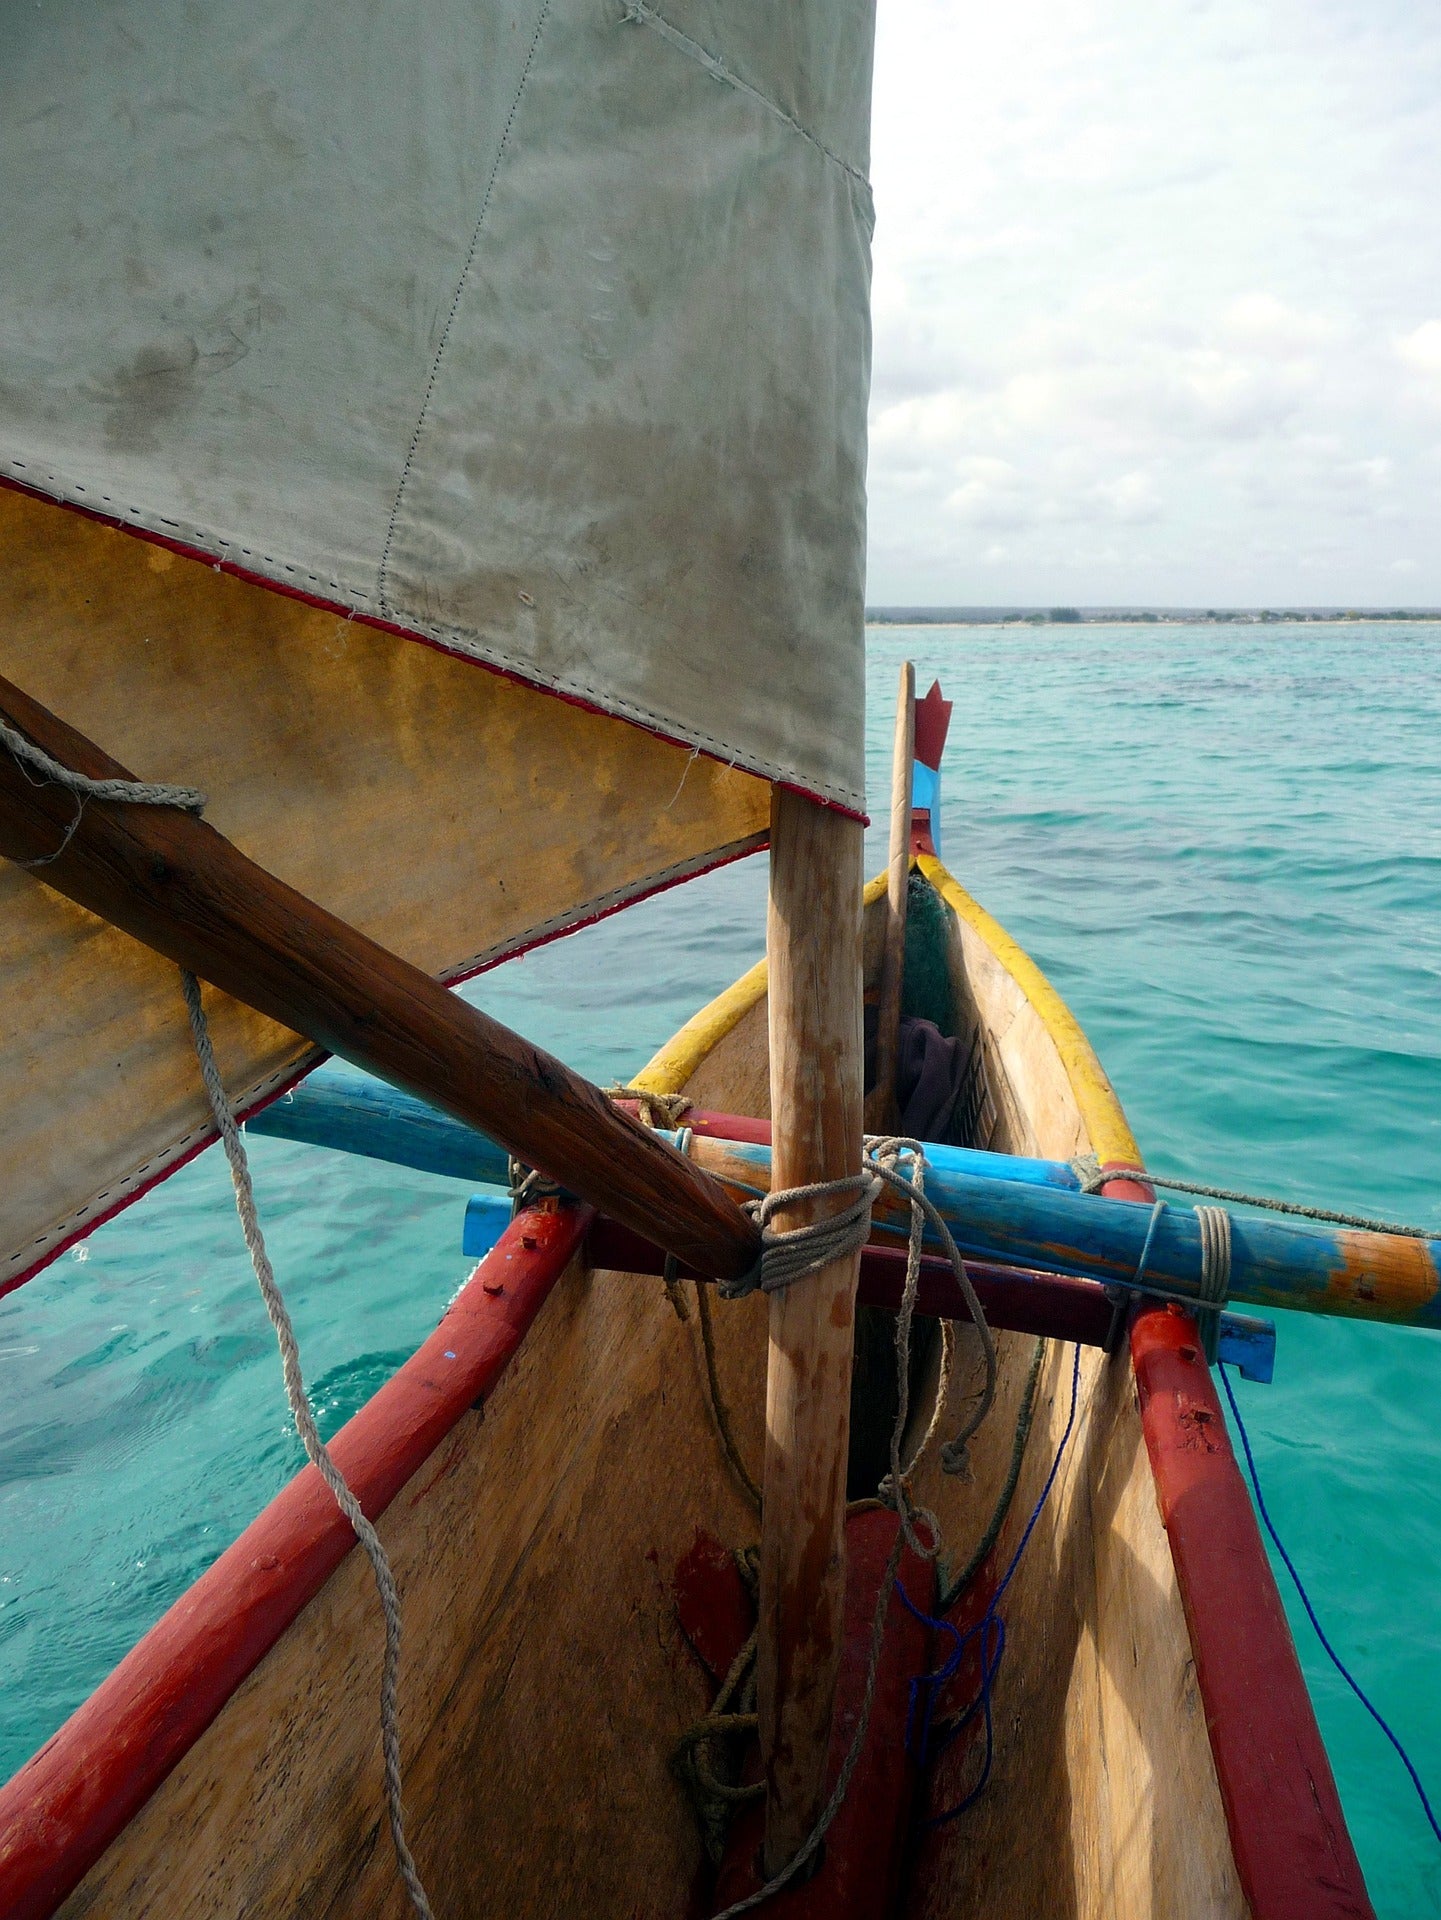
left=0, top=861, right=1363, bottom=1917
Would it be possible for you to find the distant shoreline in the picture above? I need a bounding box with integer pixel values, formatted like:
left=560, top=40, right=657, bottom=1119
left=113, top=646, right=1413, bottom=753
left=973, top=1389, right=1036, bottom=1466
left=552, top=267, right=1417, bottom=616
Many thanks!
left=866, top=606, right=1441, bottom=627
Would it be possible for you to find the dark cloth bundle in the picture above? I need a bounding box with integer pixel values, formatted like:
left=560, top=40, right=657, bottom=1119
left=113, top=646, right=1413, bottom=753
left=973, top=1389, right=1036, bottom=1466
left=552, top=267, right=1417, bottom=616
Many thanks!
left=864, top=1006, right=970, bottom=1146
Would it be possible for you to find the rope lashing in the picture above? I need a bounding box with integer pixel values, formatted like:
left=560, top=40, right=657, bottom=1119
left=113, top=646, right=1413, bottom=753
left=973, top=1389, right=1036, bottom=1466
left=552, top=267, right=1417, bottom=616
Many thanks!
left=1071, top=1150, right=1432, bottom=1239
left=0, top=716, right=206, bottom=866
left=605, top=1081, right=693, bottom=1130
left=180, top=971, right=435, bottom=1920
left=721, top=1170, right=880, bottom=1301
left=1072, top=1164, right=1237, bottom=1358
left=507, top=1153, right=563, bottom=1219
left=1194, top=1203, right=1231, bottom=1365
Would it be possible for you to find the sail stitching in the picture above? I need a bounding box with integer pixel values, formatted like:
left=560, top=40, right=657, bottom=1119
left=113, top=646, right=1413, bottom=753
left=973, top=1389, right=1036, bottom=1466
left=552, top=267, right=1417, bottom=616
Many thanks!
left=376, top=0, right=555, bottom=616
left=1, top=473, right=867, bottom=810
left=621, top=4, right=870, bottom=190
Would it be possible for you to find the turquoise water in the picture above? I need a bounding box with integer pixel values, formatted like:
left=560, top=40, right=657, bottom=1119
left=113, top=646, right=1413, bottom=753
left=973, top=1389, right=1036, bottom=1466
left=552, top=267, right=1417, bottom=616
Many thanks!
left=2, top=626, right=1439, bottom=1913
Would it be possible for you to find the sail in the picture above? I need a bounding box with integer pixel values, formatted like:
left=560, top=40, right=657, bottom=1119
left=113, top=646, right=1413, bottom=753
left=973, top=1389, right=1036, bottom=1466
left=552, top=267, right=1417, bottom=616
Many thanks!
left=0, top=1, right=877, bottom=1289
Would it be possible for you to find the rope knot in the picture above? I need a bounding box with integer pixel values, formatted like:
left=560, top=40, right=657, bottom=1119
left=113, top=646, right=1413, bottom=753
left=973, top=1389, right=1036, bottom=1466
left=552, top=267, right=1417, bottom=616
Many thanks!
left=606, top=1082, right=693, bottom=1130
left=939, top=1436, right=975, bottom=1482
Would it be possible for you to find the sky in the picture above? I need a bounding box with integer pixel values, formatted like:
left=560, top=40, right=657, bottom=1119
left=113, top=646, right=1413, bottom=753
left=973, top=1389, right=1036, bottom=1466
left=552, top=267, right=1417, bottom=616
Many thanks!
left=865, top=0, right=1441, bottom=607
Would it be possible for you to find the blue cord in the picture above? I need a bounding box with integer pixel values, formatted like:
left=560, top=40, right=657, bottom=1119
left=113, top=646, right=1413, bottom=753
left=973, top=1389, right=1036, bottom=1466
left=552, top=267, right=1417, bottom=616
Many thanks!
left=897, top=1340, right=1083, bottom=1825
left=1219, top=1360, right=1441, bottom=1848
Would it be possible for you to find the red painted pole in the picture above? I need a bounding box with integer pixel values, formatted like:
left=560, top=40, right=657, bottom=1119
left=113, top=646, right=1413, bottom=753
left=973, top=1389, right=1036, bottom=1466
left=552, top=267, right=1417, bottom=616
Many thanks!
left=1131, top=1305, right=1374, bottom=1919
left=1105, top=1139, right=1375, bottom=1920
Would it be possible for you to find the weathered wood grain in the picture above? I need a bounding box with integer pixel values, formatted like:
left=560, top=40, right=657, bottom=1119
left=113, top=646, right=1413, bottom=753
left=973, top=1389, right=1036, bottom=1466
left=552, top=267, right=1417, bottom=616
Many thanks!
left=865, top=660, right=914, bottom=1134
left=756, top=787, right=866, bottom=1870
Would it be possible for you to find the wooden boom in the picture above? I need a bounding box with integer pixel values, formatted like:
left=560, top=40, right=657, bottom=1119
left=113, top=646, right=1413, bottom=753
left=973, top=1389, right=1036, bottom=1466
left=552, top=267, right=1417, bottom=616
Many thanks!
left=0, top=676, right=761, bottom=1283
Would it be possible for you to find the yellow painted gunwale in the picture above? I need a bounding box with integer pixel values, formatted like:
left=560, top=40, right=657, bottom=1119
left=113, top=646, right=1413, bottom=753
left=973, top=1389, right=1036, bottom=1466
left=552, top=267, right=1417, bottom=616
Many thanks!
left=915, top=853, right=1142, bottom=1170
left=634, top=857, right=1143, bottom=1177
left=631, top=871, right=888, bottom=1095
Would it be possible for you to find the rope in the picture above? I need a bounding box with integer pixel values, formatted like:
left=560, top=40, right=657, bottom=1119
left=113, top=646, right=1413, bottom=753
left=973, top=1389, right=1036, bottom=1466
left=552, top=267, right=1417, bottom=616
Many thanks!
left=1070, top=1151, right=1434, bottom=1239
left=721, top=1171, right=880, bottom=1301
left=901, top=1341, right=1083, bottom=1824
left=866, top=1137, right=997, bottom=1484
left=705, top=1138, right=997, bottom=1917
left=1220, top=1362, right=1441, bottom=1849
left=1194, top=1204, right=1231, bottom=1364
left=695, top=1281, right=762, bottom=1514
left=606, top=1082, right=693, bottom=1130
left=180, top=970, right=435, bottom=1920
left=936, top=1338, right=1046, bottom=1614
left=0, top=716, right=206, bottom=866
left=507, top=1155, right=563, bottom=1218
left=1070, top=1187, right=1236, bottom=1351
left=708, top=1525, right=907, bottom=1919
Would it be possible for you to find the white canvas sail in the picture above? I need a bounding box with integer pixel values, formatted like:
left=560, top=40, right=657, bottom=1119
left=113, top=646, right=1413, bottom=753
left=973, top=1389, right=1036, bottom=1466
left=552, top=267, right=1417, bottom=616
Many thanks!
left=0, top=0, right=877, bottom=1288
left=1, top=0, right=873, bottom=807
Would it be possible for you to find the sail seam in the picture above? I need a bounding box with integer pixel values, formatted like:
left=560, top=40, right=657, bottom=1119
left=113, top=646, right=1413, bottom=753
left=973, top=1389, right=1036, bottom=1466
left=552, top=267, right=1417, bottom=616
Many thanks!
left=0, top=469, right=867, bottom=810
left=621, top=3, right=869, bottom=190
left=375, top=0, right=555, bottom=616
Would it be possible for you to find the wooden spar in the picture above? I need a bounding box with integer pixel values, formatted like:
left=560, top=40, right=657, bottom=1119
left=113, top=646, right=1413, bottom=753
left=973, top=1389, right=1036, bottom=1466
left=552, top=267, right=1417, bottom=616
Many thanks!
left=757, top=787, right=865, bottom=1872
left=0, top=676, right=760, bottom=1283
left=864, top=661, right=914, bottom=1134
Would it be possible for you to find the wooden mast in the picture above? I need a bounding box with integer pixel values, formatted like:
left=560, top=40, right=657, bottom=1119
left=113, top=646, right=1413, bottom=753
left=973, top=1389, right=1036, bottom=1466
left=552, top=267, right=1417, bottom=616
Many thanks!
left=864, top=660, right=915, bottom=1134
left=0, top=675, right=760, bottom=1284
left=756, top=786, right=865, bottom=1872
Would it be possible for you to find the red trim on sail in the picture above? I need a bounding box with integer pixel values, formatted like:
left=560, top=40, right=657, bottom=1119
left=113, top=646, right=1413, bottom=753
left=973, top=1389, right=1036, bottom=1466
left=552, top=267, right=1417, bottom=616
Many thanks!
left=0, top=833, right=766, bottom=1302
left=0, top=1204, right=592, bottom=1920
left=1131, top=1304, right=1374, bottom=1920
left=0, top=473, right=867, bottom=823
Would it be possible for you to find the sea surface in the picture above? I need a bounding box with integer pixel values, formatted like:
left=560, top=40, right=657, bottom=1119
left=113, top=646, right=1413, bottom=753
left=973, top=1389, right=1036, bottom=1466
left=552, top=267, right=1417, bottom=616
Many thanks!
left=2, top=625, right=1439, bottom=1913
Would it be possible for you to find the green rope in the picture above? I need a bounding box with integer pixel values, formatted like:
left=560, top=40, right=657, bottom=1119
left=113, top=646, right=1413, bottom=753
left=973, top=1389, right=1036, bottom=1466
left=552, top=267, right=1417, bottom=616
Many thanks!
left=937, top=1338, right=1046, bottom=1614
left=695, top=1281, right=764, bottom=1516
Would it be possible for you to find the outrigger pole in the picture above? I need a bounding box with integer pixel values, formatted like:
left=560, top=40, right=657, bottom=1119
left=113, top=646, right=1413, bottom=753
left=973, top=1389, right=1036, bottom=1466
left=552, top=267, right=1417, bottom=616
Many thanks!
left=0, top=675, right=760, bottom=1284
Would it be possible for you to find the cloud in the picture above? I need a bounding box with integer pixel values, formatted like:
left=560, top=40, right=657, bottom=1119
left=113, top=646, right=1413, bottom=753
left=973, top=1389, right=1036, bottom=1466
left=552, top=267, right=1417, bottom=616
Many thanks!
left=866, top=0, right=1441, bottom=604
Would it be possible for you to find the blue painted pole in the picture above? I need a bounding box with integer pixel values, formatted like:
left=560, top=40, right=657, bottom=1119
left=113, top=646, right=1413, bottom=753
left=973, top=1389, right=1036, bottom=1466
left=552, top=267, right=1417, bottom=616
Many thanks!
left=247, top=1065, right=511, bottom=1186
left=244, top=1066, right=1441, bottom=1331
left=694, top=1137, right=1441, bottom=1331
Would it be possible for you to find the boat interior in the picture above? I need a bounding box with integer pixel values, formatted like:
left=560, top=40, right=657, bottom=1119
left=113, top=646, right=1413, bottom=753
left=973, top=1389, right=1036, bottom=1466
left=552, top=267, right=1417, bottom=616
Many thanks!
left=45, top=861, right=1246, bottom=1920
